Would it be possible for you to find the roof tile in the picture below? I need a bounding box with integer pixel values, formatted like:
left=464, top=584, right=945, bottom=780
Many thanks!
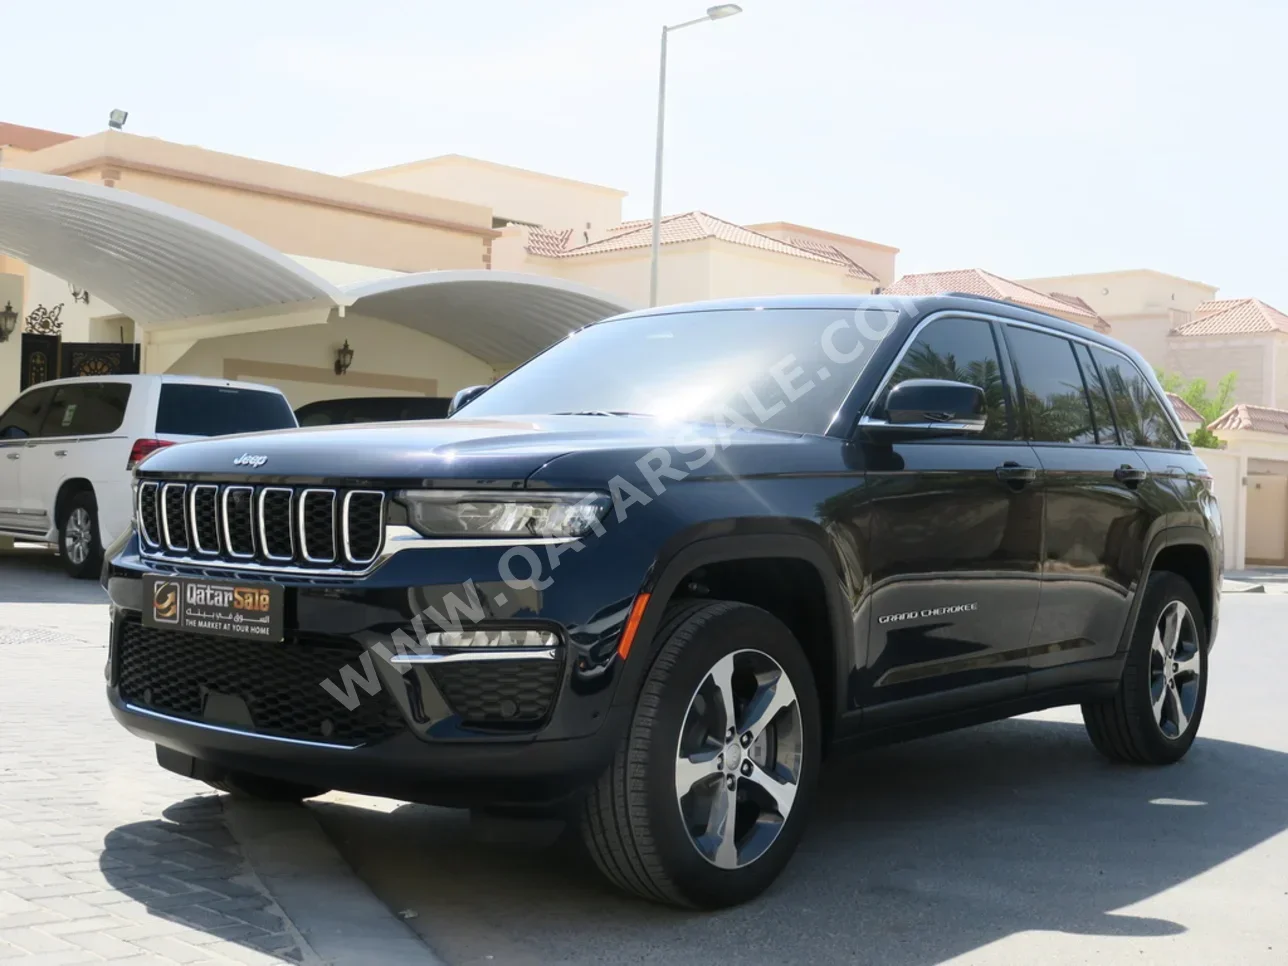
left=886, top=269, right=1111, bottom=331
left=1210, top=403, right=1288, bottom=435
left=1172, top=298, right=1288, bottom=337
left=528, top=211, right=878, bottom=279
left=1165, top=392, right=1203, bottom=424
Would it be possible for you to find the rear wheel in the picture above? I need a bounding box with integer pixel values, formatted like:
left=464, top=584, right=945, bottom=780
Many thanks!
left=580, top=600, right=821, bottom=908
left=1082, top=572, right=1208, bottom=764
left=205, top=771, right=329, bottom=803
left=59, top=491, right=103, bottom=580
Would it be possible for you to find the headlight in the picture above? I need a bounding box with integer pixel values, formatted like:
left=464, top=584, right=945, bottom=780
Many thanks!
left=396, top=490, right=609, bottom=539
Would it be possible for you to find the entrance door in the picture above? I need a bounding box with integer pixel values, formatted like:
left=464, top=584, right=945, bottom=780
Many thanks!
left=60, top=343, right=140, bottom=379
left=860, top=315, right=1044, bottom=720
left=20, top=334, right=59, bottom=390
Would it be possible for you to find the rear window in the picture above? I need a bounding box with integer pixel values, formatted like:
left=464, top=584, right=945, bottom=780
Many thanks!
left=155, top=385, right=296, bottom=437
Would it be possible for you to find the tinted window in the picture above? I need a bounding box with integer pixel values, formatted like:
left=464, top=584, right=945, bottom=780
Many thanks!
left=1005, top=327, right=1096, bottom=444
left=0, top=387, right=55, bottom=440
left=155, top=385, right=296, bottom=437
left=40, top=383, right=132, bottom=437
left=885, top=317, right=1012, bottom=439
left=458, top=308, right=898, bottom=436
left=1091, top=348, right=1185, bottom=450
left=1075, top=344, right=1118, bottom=444
left=295, top=397, right=450, bottom=427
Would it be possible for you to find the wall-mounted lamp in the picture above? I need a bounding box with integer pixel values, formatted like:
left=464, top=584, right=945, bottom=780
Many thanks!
left=334, top=340, right=355, bottom=376
left=0, top=302, right=17, bottom=343
left=69, top=283, right=90, bottom=304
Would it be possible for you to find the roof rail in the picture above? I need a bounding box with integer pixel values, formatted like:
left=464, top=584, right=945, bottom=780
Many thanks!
left=939, top=291, right=1017, bottom=308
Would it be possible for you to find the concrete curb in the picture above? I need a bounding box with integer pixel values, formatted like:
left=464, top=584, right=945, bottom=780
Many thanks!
left=223, top=798, right=447, bottom=966
left=1223, top=582, right=1267, bottom=594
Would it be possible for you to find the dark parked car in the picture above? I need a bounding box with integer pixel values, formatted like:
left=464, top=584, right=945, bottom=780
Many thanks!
left=294, top=395, right=451, bottom=427
left=106, top=294, right=1220, bottom=909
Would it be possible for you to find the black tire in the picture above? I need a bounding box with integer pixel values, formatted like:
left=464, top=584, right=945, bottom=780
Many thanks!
left=205, top=772, right=329, bottom=803
left=1082, top=571, right=1209, bottom=765
left=59, top=490, right=103, bottom=580
left=580, top=600, right=822, bottom=909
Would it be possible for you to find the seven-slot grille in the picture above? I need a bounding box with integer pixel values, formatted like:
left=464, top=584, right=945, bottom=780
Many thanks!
left=137, top=481, right=385, bottom=570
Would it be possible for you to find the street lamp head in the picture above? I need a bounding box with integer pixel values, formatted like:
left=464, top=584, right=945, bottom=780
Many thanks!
left=706, top=4, right=742, bottom=19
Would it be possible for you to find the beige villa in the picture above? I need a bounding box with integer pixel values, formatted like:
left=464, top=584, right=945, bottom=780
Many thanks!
left=0, top=121, right=896, bottom=412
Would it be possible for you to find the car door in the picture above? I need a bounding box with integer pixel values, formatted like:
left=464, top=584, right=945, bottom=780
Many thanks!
left=1002, top=326, right=1157, bottom=683
left=860, top=314, right=1044, bottom=719
left=0, top=387, right=58, bottom=535
left=24, top=382, right=134, bottom=537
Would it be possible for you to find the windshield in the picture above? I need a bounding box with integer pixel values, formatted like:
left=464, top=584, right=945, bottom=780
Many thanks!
left=457, top=307, right=894, bottom=435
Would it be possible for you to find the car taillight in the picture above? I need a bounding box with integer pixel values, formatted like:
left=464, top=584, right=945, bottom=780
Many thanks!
left=127, top=438, right=174, bottom=470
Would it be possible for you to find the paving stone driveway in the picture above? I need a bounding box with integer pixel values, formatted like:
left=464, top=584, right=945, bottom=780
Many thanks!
left=0, top=552, right=309, bottom=965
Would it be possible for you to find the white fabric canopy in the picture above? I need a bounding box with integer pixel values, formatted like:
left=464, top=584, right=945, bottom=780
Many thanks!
left=344, top=270, right=634, bottom=365
left=0, top=169, right=346, bottom=323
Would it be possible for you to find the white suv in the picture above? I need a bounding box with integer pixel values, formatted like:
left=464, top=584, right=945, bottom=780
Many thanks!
left=0, top=375, right=297, bottom=578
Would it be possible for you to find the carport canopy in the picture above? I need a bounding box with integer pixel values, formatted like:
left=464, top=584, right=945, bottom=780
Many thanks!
left=344, top=271, right=635, bottom=367
left=0, top=169, right=346, bottom=323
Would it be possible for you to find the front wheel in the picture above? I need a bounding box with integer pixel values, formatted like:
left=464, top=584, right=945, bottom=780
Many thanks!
left=60, top=491, right=103, bottom=580
left=1082, top=572, right=1209, bottom=765
left=581, top=600, right=821, bottom=908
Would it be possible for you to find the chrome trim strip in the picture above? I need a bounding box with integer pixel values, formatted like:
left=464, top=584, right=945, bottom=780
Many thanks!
left=221, top=486, right=257, bottom=559
left=258, top=487, right=295, bottom=562
left=865, top=308, right=1189, bottom=446
left=137, top=481, right=161, bottom=548
left=160, top=483, right=188, bottom=551
left=389, top=647, right=560, bottom=665
left=858, top=416, right=986, bottom=435
left=137, top=524, right=580, bottom=577
left=122, top=704, right=361, bottom=750
left=188, top=485, right=221, bottom=556
left=382, top=525, right=578, bottom=551
left=298, top=488, right=338, bottom=564
left=341, top=490, right=385, bottom=565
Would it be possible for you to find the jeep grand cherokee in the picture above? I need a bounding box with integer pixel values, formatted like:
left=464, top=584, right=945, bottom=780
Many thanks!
left=105, top=294, right=1220, bottom=909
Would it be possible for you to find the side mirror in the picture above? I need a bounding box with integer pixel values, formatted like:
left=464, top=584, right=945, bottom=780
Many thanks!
left=447, top=385, right=489, bottom=416
left=860, top=379, right=986, bottom=439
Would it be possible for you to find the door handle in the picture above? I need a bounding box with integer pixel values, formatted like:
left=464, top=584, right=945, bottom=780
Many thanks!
left=1114, top=465, right=1149, bottom=487
left=54, top=450, right=67, bottom=458
left=996, top=462, right=1037, bottom=485
left=4, top=453, right=18, bottom=461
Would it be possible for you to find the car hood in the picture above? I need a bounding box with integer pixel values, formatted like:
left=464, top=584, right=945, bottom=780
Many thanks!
left=134, top=414, right=800, bottom=484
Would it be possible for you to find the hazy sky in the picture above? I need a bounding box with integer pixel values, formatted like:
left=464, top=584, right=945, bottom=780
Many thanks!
left=7, top=0, right=1286, bottom=304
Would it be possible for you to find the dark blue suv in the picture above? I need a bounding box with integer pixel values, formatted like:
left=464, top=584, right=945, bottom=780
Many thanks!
left=106, top=294, right=1221, bottom=908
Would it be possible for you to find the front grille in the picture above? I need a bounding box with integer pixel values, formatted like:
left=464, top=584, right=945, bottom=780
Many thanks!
left=137, top=482, right=385, bottom=571
left=161, top=485, right=189, bottom=551
left=116, top=620, right=405, bottom=745
left=300, top=490, right=337, bottom=563
left=138, top=484, right=161, bottom=547
left=430, top=660, right=561, bottom=728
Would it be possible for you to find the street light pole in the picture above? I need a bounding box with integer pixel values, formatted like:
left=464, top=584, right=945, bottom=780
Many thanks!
left=648, top=5, right=743, bottom=307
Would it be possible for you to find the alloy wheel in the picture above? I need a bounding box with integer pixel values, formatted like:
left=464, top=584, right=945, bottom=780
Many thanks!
left=674, top=648, right=804, bottom=869
left=1150, top=600, right=1201, bottom=740
left=64, top=508, right=93, bottom=566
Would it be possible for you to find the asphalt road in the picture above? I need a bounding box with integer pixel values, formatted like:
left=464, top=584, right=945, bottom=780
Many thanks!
left=310, top=594, right=1288, bottom=966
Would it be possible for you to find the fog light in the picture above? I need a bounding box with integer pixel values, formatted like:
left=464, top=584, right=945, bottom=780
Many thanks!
left=424, top=629, right=558, bottom=649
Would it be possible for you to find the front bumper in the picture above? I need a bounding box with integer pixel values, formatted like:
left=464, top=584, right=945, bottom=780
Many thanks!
left=108, top=688, right=629, bottom=807
left=104, top=531, right=658, bottom=806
